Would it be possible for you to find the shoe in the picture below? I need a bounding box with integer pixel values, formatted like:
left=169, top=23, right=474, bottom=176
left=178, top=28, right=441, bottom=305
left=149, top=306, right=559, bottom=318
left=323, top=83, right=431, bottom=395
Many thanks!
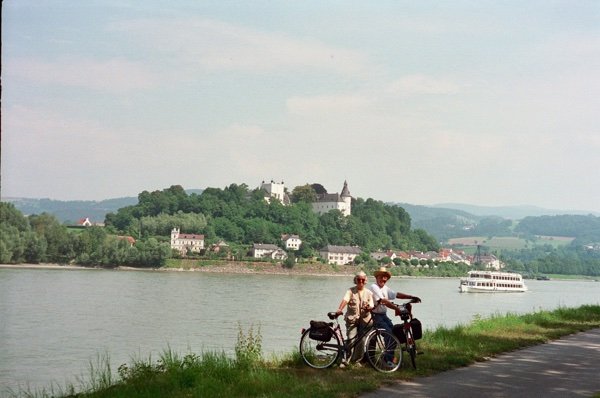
left=353, top=362, right=363, bottom=368
left=339, top=361, right=348, bottom=369
left=385, top=360, right=396, bottom=368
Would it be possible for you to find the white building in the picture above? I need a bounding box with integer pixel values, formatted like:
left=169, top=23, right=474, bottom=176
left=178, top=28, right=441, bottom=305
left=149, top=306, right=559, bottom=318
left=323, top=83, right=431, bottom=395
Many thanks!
left=261, top=180, right=290, bottom=205
left=171, top=228, right=205, bottom=255
left=319, top=245, right=362, bottom=265
left=281, top=234, right=302, bottom=250
left=312, top=181, right=352, bottom=216
left=252, top=243, right=288, bottom=260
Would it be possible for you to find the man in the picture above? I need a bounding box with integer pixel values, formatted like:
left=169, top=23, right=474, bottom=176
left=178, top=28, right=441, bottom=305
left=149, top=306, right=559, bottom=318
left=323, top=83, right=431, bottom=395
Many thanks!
left=369, top=267, right=421, bottom=346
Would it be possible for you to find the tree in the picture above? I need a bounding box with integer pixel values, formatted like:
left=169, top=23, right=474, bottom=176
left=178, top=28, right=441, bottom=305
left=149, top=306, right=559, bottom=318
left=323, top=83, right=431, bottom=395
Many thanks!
left=291, top=185, right=317, bottom=203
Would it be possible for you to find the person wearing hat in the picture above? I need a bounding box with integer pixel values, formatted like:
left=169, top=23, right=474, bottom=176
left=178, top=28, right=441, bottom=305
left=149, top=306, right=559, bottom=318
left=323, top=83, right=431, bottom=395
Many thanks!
left=369, top=266, right=421, bottom=363
left=335, top=270, right=374, bottom=367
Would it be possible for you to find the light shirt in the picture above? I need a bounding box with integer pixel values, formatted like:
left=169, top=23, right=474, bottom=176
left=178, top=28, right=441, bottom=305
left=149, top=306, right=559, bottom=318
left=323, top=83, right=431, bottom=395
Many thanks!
left=369, top=283, right=396, bottom=314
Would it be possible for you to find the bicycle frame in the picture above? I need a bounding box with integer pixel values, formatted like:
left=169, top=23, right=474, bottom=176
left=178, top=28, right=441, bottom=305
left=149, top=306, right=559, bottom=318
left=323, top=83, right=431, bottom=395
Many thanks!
left=392, top=301, right=419, bottom=369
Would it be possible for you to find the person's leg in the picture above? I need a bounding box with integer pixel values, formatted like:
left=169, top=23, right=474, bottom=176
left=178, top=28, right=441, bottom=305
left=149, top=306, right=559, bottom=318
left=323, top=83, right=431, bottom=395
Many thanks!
left=345, top=323, right=358, bottom=364
left=380, top=315, right=395, bottom=363
left=352, top=322, right=372, bottom=362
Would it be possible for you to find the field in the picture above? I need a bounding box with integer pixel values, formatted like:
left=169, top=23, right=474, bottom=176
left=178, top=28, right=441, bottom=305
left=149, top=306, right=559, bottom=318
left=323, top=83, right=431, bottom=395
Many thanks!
left=446, top=235, right=575, bottom=251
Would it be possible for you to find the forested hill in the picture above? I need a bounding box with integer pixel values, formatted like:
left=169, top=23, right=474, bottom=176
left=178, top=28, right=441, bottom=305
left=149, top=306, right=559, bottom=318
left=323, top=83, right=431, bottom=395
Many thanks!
left=396, top=203, right=512, bottom=241
left=516, top=215, right=600, bottom=243
left=105, top=185, right=439, bottom=254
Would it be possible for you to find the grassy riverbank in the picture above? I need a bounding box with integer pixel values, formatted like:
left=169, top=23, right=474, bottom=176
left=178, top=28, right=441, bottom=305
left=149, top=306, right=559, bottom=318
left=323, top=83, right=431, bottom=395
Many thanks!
left=15, top=304, right=600, bottom=398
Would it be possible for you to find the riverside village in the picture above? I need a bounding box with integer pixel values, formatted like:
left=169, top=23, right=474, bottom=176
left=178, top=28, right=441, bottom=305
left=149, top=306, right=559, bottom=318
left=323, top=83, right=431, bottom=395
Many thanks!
left=77, top=179, right=502, bottom=271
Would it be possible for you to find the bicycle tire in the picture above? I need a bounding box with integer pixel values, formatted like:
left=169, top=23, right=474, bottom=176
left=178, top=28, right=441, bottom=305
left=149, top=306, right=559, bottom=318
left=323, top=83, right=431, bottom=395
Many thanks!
left=405, top=328, right=417, bottom=369
left=365, top=329, right=401, bottom=373
left=299, top=328, right=341, bottom=369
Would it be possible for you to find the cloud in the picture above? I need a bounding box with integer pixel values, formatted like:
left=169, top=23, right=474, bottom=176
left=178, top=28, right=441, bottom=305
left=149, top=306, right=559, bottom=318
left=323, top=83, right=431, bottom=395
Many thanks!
left=108, top=17, right=369, bottom=75
left=5, top=57, right=158, bottom=93
left=386, top=74, right=461, bottom=95
left=286, top=94, right=372, bottom=115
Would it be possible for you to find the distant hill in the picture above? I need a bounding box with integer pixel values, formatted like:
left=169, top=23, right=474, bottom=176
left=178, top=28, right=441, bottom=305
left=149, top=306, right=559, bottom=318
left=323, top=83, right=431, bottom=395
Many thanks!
left=395, top=203, right=502, bottom=242
left=3, top=189, right=205, bottom=223
left=432, top=203, right=600, bottom=219
left=3, top=197, right=139, bottom=223
left=397, top=202, right=600, bottom=243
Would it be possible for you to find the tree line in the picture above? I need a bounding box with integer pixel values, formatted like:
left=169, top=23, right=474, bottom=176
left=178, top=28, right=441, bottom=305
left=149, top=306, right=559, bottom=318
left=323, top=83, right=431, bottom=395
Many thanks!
left=1, top=202, right=170, bottom=267
left=500, top=244, right=600, bottom=277
left=1, top=183, right=439, bottom=267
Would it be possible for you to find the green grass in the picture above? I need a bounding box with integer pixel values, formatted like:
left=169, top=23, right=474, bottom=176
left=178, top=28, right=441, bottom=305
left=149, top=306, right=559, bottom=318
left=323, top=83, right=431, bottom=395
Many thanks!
left=10, top=305, right=600, bottom=398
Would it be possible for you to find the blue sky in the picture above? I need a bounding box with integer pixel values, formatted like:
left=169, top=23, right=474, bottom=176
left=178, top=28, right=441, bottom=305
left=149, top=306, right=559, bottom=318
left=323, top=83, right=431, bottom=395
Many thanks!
left=2, top=1, right=599, bottom=212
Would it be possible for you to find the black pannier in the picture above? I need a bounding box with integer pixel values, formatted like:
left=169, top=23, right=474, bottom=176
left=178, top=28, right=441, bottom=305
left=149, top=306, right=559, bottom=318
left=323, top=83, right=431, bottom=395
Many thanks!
left=309, top=320, right=333, bottom=342
left=411, top=318, right=422, bottom=340
left=392, top=319, right=423, bottom=342
left=392, top=324, right=406, bottom=343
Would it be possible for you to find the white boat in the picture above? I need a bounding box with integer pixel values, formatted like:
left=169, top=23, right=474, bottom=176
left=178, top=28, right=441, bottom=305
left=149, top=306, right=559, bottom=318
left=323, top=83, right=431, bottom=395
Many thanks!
left=459, top=270, right=528, bottom=293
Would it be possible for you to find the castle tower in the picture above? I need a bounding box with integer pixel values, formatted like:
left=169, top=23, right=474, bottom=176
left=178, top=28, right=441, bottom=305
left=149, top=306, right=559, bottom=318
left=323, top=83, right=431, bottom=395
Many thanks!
left=171, top=227, right=180, bottom=244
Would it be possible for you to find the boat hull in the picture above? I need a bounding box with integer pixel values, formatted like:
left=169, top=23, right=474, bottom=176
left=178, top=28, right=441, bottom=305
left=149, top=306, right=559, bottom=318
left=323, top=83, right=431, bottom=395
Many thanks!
left=459, top=284, right=527, bottom=293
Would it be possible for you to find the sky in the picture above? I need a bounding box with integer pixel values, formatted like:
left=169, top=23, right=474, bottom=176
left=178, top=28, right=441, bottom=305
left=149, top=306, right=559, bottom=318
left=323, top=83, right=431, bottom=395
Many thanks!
left=2, top=1, right=599, bottom=212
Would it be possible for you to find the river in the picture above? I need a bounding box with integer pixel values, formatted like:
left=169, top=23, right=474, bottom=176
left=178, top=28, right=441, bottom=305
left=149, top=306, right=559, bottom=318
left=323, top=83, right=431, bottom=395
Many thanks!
left=1, top=266, right=598, bottom=394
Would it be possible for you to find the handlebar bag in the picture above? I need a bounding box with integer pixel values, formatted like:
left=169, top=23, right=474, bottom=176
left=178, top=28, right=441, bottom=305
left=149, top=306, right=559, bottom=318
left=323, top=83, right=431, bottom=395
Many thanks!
left=309, top=320, right=333, bottom=342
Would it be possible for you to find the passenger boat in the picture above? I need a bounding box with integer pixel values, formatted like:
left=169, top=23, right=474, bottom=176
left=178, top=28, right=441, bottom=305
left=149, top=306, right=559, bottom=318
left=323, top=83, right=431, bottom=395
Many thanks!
left=459, top=270, right=528, bottom=293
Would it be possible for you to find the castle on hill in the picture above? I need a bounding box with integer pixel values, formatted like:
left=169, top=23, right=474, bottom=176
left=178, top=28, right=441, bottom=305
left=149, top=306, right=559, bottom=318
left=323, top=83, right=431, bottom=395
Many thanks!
left=260, top=180, right=352, bottom=216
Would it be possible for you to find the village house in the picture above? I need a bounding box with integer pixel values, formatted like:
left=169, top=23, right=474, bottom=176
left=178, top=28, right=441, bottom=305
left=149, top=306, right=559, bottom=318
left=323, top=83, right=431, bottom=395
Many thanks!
left=319, top=245, right=362, bottom=265
left=251, top=243, right=288, bottom=260
left=117, top=236, right=136, bottom=246
left=209, top=240, right=229, bottom=253
left=281, top=234, right=302, bottom=250
left=170, top=227, right=204, bottom=255
left=370, top=250, right=397, bottom=262
left=75, top=217, right=104, bottom=227
left=312, top=181, right=352, bottom=216
left=471, top=253, right=502, bottom=270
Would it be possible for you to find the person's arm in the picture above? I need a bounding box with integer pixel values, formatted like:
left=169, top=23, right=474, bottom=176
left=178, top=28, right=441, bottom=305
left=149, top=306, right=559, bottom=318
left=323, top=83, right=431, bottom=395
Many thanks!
left=336, top=289, right=352, bottom=315
left=336, top=299, right=348, bottom=316
left=395, top=292, right=421, bottom=302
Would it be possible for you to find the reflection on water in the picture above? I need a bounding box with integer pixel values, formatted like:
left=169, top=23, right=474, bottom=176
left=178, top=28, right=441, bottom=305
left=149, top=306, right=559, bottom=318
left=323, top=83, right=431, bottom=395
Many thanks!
left=1, top=268, right=598, bottom=393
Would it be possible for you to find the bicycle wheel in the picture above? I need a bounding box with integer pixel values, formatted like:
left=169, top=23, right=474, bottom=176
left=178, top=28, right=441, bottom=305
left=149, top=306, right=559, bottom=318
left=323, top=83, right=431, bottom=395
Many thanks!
left=365, top=329, right=401, bottom=373
left=405, top=328, right=417, bottom=369
left=299, top=328, right=341, bottom=369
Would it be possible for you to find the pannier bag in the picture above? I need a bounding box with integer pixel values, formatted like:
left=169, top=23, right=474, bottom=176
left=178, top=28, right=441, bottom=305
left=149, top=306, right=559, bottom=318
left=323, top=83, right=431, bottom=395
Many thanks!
left=411, top=318, right=422, bottom=340
left=391, top=319, right=423, bottom=342
left=391, top=324, right=406, bottom=343
left=309, top=320, right=333, bottom=342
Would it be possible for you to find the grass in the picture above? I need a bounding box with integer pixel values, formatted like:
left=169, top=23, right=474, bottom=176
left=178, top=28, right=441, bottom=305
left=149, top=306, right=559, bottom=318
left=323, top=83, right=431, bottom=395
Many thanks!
left=9, top=305, right=600, bottom=398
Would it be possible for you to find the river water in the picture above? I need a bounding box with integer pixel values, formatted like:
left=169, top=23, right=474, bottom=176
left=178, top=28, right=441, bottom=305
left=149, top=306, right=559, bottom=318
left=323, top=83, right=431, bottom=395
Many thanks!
left=1, top=267, right=599, bottom=394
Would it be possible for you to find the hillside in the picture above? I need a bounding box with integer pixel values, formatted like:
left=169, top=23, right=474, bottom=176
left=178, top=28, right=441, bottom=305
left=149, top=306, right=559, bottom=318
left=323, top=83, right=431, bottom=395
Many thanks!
left=4, top=194, right=598, bottom=245
left=3, top=189, right=204, bottom=223
left=432, top=203, right=600, bottom=219
left=3, top=197, right=138, bottom=223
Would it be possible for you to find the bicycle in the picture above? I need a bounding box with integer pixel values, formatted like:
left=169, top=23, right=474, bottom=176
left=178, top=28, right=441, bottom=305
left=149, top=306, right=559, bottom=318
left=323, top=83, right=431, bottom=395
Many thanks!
left=299, top=311, right=402, bottom=372
left=391, top=299, right=422, bottom=369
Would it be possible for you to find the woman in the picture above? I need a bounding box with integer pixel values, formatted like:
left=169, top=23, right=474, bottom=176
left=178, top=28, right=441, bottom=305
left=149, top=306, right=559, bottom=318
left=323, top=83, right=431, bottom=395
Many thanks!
left=335, top=270, right=374, bottom=366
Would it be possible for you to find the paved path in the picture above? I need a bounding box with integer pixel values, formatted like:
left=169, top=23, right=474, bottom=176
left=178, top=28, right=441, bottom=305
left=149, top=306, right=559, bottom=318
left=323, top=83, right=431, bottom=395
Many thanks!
left=361, top=328, right=600, bottom=398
